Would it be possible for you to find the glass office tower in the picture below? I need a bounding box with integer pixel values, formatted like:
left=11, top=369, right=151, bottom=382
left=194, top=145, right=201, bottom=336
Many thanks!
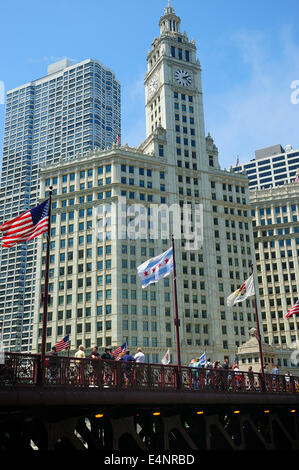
left=0, top=58, right=121, bottom=351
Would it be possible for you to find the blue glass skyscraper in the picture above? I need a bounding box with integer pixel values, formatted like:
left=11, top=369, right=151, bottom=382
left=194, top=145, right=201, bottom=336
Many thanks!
left=0, top=58, right=121, bottom=352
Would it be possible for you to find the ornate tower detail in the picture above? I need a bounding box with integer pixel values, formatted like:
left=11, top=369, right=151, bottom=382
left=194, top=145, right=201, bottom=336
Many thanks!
left=143, top=3, right=208, bottom=170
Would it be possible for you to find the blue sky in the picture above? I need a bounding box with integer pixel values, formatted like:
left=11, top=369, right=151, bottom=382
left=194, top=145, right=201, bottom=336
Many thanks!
left=1, top=0, right=299, bottom=170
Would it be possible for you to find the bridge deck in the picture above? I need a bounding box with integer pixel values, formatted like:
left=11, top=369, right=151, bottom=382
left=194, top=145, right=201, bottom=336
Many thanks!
left=0, top=352, right=298, bottom=408
left=0, top=354, right=299, bottom=450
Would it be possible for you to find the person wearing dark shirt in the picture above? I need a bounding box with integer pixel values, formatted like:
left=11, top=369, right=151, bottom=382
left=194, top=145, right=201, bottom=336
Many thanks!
left=120, top=350, right=135, bottom=387
left=49, top=346, right=58, bottom=384
left=90, top=346, right=100, bottom=359
left=101, top=348, right=114, bottom=385
left=101, top=348, right=114, bottom=361
left=89, top=346, right=100, bottom=386
left=220, top=358, right=229, bottom=390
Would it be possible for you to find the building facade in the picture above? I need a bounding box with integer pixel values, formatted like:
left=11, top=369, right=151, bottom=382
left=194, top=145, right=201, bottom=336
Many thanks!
left=0, top=58, right=121, bottom=352
left=250, top=182, right=299, bottom=370
left=232, top=144, right=299, bottom=190
left=32, top=5, right=257, bottom=365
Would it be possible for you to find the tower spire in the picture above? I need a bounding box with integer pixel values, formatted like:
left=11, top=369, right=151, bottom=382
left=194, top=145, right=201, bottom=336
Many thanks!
left=164, top=1, right=175, bottom=15
left=159, top=2, right=181, bottom=35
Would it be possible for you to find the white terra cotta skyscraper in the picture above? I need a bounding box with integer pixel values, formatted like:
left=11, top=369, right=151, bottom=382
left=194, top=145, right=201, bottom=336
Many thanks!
left=32, top=4, right=258, bottom=366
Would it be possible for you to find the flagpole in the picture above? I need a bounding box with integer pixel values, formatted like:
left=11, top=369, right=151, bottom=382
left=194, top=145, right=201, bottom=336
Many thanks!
left=171, top=234, right=181, bottom=369
left=250, top=264, right=265, bottom=381
left=40, top=187, right=53, bottom=384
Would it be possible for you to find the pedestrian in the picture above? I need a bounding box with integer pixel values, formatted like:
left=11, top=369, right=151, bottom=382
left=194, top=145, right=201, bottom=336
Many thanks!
left=233, top=363, right=242, bottom=390
left=248, top=365, right=255, bottom=390
left=49, top=346, right=58, bottom=385
left=120, top=350, right=135, bottom=387
left=89, top=346, right=100, bottom=386
left=101, top=347, right=114, bottom=386
left=204, top=357, right=212, bottom=389
left=75, top=344, right=85, bottom=385
left=227, top=366, right=233, bottom=390
left=284, top=370, right=292, bottom=391
left=101, top=347, right=114, bottom=361
left=90, top=345, right=100, bottom=360
left=271, top=364, right=279, bottom=390
left=134, top=347, right=145, bottom=363
left=212, top=361, right=221, bottom=390
left=205, top=358, right=213, bottom=369
left=221, top=358, right=229, bottom=390
left=285, top=370, right=292, bottom=383
left=192, top=357, right=202, bottom=390
left=213, top=360, right=221, bottom=369
left=134, top=347, right=145, bottom=387
left=75, top=344, right=85, bottom=359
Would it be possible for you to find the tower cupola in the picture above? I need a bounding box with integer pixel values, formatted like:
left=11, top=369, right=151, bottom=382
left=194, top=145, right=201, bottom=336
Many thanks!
left=159, top=1, right=181, bottom=35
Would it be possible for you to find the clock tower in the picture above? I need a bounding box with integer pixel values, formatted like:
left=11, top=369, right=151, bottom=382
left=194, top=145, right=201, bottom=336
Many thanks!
left=142, top=2, right=210, bottom=171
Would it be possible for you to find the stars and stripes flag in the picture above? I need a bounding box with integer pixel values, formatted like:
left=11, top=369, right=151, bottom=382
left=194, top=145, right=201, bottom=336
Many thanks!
left=137, top=247, right=173, bottom=289
left=227, top=274, right=255, bottom=307
left=112, top=342, right=127, bottom=360
left=233, top=356, right=238, bottom=368
left=54, top=335, right=70, bottom=352
left=0, top=199, right=50, bottom=248
left=286, top=299, right=299, bottom=319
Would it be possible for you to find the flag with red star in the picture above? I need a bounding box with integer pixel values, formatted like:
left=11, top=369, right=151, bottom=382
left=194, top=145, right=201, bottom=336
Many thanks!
left=137, top=247, right=173, bottom=288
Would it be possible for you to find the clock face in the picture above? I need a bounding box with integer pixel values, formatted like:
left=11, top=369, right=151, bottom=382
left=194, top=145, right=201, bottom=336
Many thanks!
left=174, top=69, right=192, bottom=87
left=149, top=75, right=159, bottom=95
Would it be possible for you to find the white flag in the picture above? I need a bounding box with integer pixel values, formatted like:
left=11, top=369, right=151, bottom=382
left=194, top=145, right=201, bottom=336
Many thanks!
left=227, top=274, right=255, bottom=307
left=161, top=348, right=170, bottom=365
left=137, top=247, right=173, bottom=289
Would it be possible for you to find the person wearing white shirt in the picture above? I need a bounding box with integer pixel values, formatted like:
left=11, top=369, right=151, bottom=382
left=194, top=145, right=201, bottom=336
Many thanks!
left=134, top=348, right=145, bottom=363
left=134, top=348, right=145, bottom=386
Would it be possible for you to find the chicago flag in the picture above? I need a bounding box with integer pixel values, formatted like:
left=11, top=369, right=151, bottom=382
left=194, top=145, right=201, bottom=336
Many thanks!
left=137, top=247, right=173, bottom=289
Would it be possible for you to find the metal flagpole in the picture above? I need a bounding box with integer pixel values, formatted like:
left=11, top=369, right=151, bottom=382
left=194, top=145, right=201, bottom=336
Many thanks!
left=40, top=187, right=53, bottom=384
left=171, top=234, right=181, bottom=369
left=250, top=263, right=265, bottom=381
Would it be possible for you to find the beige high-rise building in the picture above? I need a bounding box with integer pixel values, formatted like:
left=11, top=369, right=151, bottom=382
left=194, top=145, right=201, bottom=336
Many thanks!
left=32, top=4, right=257, bottom=365
left=250, top=181, right=299, bottom=371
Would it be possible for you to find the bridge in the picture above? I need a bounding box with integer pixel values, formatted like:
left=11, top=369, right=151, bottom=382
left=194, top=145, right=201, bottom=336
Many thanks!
left=0, top=352, right=299, bottom=450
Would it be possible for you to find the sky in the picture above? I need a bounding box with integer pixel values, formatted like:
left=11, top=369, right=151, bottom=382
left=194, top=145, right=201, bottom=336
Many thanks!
left=0, top=0, right=299, bottom=170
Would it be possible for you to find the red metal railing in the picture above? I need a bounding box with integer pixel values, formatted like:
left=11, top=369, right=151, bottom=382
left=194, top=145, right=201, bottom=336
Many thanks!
left=0, top=352, right=298, bottom=394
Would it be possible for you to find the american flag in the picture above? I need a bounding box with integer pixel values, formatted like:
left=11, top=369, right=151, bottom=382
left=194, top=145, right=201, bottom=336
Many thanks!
left=54, top=335, right=70, bottom=352
left=112, top=342, right=127, bottom=360
left=286, top=300, right=299, bottom=319
left=0, top=199, right=50, bottom=248
left=233, top=356, right=238, bottom=368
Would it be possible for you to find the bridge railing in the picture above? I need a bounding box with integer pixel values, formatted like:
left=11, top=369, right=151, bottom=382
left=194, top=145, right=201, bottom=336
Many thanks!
left=1, top=352, right=298, bottom=394
left=0, top=352, right=40, bottom=385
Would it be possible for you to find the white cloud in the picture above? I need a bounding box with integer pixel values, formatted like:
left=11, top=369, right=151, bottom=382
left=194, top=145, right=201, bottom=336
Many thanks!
left=205, top=27, right=299, bottom=168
